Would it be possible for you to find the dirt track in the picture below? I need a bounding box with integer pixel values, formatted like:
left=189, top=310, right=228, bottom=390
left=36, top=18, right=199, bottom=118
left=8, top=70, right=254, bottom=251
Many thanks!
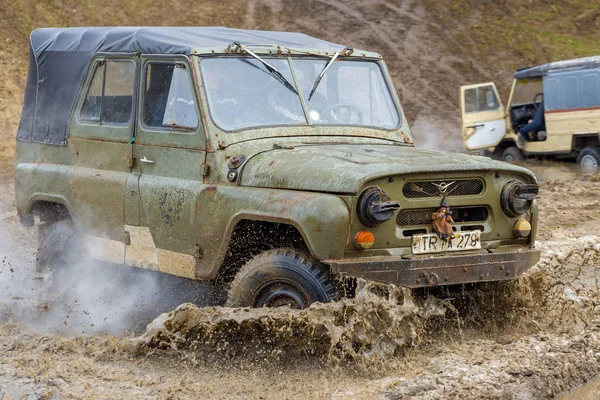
left=1, top=164, right=599, bottom=399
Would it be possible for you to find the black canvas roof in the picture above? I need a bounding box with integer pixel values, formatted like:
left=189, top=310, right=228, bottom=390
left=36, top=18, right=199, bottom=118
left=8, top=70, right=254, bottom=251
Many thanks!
left=514, top=55, right=600, bottom=79
left=17, top=27, right=348, bottom=145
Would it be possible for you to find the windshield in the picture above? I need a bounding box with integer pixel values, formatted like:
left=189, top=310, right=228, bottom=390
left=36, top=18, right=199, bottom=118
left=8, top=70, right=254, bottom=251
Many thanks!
left=200, top=57, right=400, bottom=132
left=512, top=78, right=543, bottom=106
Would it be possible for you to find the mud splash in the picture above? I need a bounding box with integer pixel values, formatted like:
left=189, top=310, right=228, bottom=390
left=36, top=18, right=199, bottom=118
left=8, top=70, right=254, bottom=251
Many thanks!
left=0, top=180, right=217, bottom=336
left=128, top=280, right=447, bottom=370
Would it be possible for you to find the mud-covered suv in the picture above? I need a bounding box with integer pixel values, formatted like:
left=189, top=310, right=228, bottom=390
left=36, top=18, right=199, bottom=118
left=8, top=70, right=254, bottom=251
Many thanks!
left=15, top=27, right=540, bottom=308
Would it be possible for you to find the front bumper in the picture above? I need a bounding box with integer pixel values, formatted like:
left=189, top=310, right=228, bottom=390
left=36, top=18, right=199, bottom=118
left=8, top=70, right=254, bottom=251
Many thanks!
left=325, top=247, right=540, bottom=288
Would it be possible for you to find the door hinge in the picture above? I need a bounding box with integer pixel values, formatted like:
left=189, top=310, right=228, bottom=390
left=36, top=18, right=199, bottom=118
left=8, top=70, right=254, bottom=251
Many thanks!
left=194, top=243, right=203, bottom=261
left=123, top=231, right=131, bottom=245
left=128, top=156, right=136, bottom=168
left=202, top=164, right=210, bottom=177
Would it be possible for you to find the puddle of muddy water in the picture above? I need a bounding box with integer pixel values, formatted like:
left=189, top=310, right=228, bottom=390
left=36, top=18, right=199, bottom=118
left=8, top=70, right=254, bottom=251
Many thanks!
left=520, top=159, right=599, bottom=183
left=556, top=376, right=600, bottom=399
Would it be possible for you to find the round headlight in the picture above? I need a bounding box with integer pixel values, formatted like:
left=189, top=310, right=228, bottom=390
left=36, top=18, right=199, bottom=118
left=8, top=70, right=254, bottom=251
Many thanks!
left=357, top=187, right=400, bottom=227
left=501, top=180, right=532, bottom=217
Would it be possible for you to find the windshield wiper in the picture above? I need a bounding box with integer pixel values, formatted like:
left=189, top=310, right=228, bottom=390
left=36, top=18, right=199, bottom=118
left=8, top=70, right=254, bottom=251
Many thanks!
left=308, top=51, right=340, bottom=101
left=243, top=48, right=298, bottom=95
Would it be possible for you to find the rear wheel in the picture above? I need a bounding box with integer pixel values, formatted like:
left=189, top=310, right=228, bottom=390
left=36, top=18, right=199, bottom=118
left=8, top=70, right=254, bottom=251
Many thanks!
left=577, top=146, right=600, bottom=173
left=226, top=249, right=335, bottom=308
left=501, top=146, right=524, bottom=163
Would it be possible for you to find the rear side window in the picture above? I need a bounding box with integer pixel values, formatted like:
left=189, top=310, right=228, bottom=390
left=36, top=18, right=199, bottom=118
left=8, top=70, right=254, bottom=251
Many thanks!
left=80, top=59, right=135, bottom=125
left=581, top=74, right=600, bottom=107
left=563, top=76, right=578, bottom=108
left=463, top=85, right=500, bottom=113
left=142, top=62, right=199, bottom=130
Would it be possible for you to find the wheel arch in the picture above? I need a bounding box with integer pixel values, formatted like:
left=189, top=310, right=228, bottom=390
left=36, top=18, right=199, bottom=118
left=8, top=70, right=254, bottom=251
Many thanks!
left=21, top=194, right=76, bottom=226
left=489, top=139, right=516, bottom=159
left=572, top=134, right=600, bottom=153
left=215, top=216, right=324, bottom=284
left=196, top=186, right=351, bottom=282
left=497, top=139, right=517, bottom=149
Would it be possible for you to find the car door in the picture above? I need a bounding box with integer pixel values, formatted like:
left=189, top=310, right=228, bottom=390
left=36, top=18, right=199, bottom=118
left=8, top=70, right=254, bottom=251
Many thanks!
left=460, top=82, right=507, bottom=150
left=123, top=55, right=206, bottom=280
left=70, top=55, right=138, bottom=264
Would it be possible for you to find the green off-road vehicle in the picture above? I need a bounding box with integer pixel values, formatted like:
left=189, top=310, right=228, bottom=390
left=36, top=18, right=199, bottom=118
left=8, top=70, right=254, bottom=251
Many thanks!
left=15, top=27, right=540, bottom=308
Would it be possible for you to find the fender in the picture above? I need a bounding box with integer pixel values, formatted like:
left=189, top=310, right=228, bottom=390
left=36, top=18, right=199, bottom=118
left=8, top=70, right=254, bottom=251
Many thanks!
left=15, top=163, right=75, bottom=219
left=194, top=185, right=351, bottom=280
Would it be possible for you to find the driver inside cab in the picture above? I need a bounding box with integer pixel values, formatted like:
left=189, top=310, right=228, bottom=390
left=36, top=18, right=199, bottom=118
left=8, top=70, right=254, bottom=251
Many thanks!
left=518, top=95, right=545, bottom=148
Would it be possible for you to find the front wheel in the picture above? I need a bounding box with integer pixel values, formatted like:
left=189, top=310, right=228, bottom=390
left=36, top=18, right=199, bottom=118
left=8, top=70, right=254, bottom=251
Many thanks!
left=501, top=146, right=524, bottom=163
left=226, top=249, right=335, bottom=308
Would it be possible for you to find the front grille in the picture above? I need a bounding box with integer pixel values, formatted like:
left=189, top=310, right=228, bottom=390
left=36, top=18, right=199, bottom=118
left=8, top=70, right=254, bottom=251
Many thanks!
left=402, top=179, right=484, bottom=198
left=396, top=206, right=489, bottom=226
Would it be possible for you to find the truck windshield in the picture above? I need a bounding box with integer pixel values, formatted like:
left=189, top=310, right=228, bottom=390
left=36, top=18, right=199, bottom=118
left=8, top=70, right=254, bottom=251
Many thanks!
left=200, top=57, right=400, bottom=132
left=512, top=78, right=543, bottom=106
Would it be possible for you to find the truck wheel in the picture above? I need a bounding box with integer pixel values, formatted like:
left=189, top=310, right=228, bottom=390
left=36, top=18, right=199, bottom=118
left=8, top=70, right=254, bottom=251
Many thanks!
left=36, top=219, right=84, bottom=273
left=226, top=249, right=335, bottom=308
left=501, top=146, right=524, bottom=163
left=577, top=146, right=600, bottom=172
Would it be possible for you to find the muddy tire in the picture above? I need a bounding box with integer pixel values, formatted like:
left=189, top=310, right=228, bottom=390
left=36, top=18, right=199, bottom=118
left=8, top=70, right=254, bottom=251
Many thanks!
left=226, top=249, right=335, bottom=308
left=36, top=219, right=84, bottom=273
left=577, top=146, right=600, bottom=172
left=501, top=146, right=524, bottom=163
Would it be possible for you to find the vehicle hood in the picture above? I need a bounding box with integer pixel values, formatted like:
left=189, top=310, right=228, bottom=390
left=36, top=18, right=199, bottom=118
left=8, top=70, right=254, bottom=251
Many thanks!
left=238, top=144, right=535, bottom=194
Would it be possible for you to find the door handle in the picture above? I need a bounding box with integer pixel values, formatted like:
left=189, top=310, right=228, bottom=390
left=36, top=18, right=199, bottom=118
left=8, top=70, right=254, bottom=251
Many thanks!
left=140, top=156, right=154, bottom=163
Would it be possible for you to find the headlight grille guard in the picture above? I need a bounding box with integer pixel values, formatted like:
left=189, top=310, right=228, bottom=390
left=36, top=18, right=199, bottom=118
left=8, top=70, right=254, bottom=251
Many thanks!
left=501, top=180, right=539, bottom=217
left=357, top=186, right=401, bottom=227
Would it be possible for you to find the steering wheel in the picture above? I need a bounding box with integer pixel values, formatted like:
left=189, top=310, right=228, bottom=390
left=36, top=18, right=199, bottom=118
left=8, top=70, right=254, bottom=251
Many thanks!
left=532, top=92, right=544, bottom=110
left=322, top=103, right=363, bottom=124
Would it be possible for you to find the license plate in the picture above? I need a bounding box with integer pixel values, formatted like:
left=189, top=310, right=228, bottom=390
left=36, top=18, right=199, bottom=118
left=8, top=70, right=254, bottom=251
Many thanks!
left=412, top=230, right=481, bottom=255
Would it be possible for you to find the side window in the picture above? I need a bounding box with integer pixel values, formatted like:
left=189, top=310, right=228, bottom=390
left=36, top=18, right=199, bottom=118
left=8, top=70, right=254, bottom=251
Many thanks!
left=563, top=76, right=579, bottom=109
left=544, top=77, right=560, bottom=110
left=81, top=62, right=104, bottom=121
left=80, top=59, right=135, bottom=125
left=545, top=70, right=600, bottom=111
left=463, top=85, right=500, bottom=113
left=142, top=62, right=199, bottom=130
left=581, top=73, right=600, bottom=107
left=104, top=61, right=135, bottom=124
left=464, top=88, right=477, bottom=113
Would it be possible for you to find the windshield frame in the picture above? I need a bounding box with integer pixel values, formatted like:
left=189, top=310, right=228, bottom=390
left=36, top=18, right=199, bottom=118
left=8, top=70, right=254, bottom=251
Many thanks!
left=197, top=54, right=403, bottom=135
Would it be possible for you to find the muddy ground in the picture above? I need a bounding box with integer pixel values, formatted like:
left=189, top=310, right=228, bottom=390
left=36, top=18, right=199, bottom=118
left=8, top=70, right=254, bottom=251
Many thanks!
left=1, top=163, right=599, bottom=400
left=2, top=1, right=600, bottom=398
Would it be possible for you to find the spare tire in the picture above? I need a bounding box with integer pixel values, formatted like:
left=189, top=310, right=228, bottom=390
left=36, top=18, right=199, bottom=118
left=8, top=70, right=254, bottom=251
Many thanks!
left=226, top=249, right=335, bottom=308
